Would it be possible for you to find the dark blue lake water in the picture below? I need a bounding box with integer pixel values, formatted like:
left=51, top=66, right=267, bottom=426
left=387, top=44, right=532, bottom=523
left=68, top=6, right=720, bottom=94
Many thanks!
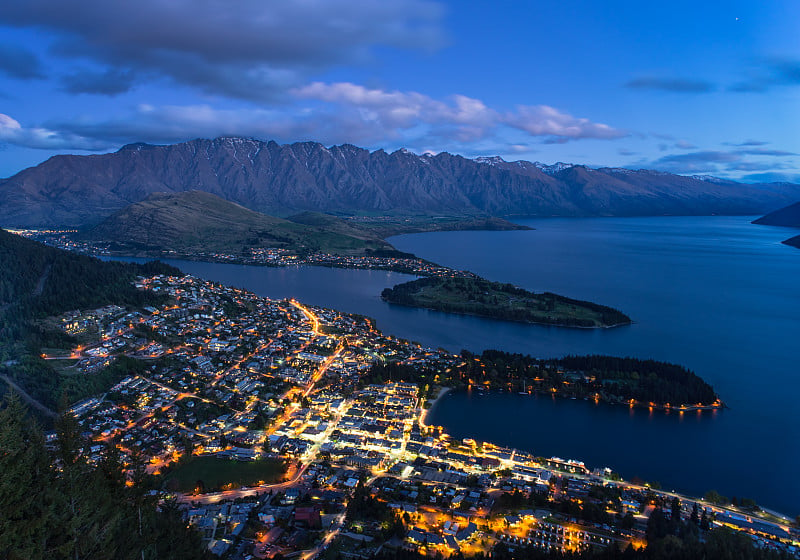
left=113, top=216, right=800, bottom=514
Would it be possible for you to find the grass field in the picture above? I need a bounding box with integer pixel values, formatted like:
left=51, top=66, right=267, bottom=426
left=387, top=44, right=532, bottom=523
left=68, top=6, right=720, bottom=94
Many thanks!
left=164, top=456, right=287, bottom=493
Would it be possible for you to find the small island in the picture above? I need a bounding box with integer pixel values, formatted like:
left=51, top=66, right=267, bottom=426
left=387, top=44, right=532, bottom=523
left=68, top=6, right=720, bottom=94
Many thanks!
left=381, top=276, right=632, bottom=328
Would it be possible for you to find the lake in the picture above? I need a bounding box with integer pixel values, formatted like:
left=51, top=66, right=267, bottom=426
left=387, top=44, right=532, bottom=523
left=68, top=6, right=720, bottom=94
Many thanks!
left=112, top=216, right=800, bottom=514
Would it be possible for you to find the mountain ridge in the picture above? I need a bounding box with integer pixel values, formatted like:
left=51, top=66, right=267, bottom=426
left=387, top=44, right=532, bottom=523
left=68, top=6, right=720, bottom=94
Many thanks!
left=2, top=136, right=799, bottom=227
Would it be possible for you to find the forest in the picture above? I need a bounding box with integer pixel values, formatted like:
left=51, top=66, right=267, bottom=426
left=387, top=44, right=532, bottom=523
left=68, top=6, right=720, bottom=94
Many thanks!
left=0, top=392, right=210, bottom=559
left=0, top=229, right=181, bottom=412
left=365, top=350, right=718, bottom=407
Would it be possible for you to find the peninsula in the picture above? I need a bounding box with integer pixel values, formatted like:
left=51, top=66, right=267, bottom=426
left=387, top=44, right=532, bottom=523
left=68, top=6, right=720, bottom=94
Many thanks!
left=381, top=276, right=632, bottom=328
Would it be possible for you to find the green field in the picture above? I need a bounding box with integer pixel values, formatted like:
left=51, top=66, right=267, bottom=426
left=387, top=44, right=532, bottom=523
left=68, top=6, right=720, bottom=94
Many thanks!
left=163, top=456, right=287, bottom=493
left=382, top=276, right=631, bottom=328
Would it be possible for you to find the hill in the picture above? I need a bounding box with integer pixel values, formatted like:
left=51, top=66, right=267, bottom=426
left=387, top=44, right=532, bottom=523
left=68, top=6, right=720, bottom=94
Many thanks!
left=0, top=228, right=180, bottom=411
left=81, top=190, right=395, bottom=256
left=752, top=200, right=800, bottom=227
left=381, top=276, right=631, bottom=328
left=2, top=137, right=799, bottom=227
left=783, top=235, right=800, bottom=249
left=752, top=201, right=800, bottom=250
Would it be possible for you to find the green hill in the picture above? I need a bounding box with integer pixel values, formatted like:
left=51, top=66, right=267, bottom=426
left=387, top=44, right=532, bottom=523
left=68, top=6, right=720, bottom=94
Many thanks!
left=382, top=276, right=631, bottom=328
left=82, top=191, right=395, bottom=256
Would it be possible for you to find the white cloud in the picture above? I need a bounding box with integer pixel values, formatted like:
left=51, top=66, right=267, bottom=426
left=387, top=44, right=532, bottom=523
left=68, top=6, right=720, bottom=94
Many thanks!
left=504, top=105, right=626, bottom=140
left=295, top=82, right=624, bottom=142
left=0, top=112, right=109, bottom=150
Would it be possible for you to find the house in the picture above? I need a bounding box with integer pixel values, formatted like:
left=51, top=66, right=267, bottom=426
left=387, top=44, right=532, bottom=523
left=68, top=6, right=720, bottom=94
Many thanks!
left=294, top=506, right=322, bottom=529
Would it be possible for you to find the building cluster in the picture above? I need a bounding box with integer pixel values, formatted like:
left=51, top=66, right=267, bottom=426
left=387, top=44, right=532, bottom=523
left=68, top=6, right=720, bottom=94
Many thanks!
left=15, top=228, right=475, bottom=278
left=48, top=274, right=798, bottom=559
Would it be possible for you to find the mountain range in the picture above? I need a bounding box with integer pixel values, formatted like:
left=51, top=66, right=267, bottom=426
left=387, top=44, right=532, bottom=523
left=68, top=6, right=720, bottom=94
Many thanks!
left=1, top=136, right=799, bottom=228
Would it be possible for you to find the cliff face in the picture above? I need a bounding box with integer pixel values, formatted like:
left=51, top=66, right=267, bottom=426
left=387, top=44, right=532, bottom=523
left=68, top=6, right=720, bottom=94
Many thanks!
left=2, top=137, right=799, bottom=227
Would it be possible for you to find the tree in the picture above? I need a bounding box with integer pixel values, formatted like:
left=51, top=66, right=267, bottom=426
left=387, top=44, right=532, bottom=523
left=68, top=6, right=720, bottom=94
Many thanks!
left=700, top=509, right=710, bottom=532
left=0, top=392, right=54, bottom=559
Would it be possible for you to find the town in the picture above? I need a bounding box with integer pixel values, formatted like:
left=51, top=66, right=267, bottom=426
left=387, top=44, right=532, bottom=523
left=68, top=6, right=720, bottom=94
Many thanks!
left=43, top=274, right=799, bottom=559
left=8, top=228, right=476, bottom=278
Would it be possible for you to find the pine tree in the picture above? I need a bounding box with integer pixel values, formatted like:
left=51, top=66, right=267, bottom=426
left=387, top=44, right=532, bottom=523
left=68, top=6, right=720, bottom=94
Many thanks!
left=0, top=391, right=54, bottom=559
left=690, top=502, right=700, bottom=525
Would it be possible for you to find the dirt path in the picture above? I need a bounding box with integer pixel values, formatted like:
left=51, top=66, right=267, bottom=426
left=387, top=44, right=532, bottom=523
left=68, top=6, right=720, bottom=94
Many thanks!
left=0, top=374, right=57, bottom=418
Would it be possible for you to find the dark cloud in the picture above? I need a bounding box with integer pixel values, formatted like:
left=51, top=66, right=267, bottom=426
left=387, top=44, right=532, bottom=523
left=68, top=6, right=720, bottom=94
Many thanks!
left=625, top=77, right=715, bottom=93
left=735, top=148, right=797, bottom=157
left=0, top=43, right=44, bottom=79
left=0, top=0, right=445, bottom=99
left=738, top=171, right=800, bottom=184
left=723, top=140, right=769, bottom=147
left=729, top=57, right=800, bottom=93
left=60, top=68, right=136, bottom=95
left=650, top=147, right=796, bottom=175
left=618, top=149, right=639, bottom=156
left=652, top=151, right=740, bottom=173
left=725, top=161, right=789, bottom=172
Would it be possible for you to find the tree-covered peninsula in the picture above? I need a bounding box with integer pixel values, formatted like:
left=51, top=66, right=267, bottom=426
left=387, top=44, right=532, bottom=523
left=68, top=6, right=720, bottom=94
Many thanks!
left=381, top=276, right=631, bottom=328
left=366, top=350, right=721, bottom=409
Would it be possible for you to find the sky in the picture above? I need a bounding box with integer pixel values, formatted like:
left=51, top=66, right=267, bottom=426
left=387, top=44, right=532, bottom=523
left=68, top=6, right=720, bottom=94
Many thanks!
left=0, top=0, right=798, bottom=181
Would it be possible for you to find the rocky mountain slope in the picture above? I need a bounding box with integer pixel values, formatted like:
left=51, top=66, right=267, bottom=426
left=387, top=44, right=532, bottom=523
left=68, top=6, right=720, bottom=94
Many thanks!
left=2, top=137, right=799, bottom=227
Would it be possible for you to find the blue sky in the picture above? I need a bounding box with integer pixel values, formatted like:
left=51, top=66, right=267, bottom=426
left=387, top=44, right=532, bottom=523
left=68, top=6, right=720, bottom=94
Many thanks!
left=0, top=0, right=798, bottom=181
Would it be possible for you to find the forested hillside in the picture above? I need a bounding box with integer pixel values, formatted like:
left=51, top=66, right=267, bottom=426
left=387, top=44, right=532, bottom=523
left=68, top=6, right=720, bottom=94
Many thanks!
left=0, top=228, right=180, bottom=412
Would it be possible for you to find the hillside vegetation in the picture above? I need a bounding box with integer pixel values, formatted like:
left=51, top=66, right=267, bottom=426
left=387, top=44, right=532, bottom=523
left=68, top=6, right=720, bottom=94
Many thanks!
left=82, top=191, right=394, bottom=256
left=382, top=276, right=631, bottom=328
left=0, top=228, right=179, bottom=411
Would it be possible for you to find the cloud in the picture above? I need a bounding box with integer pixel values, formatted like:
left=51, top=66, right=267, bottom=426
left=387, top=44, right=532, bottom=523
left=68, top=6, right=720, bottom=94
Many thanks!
left=625, top=77, right=715, bottom=93
left=723, top=139, right=769, bottom=147
left=60, top=68, right=136, bottom=95
left=295, top=82, right=625, bottom=142
left=729, top=57, right=800, bottom=93
left=504, top=105, right=627, bottom=140
left=294, top=82, right=496, bottom=131
left=739, top=171, right=800, bottom=184
left=0, top=113, right=111, bottom=150
left=649, top=147, right=797, bottom=175
left=734, top=148, right=796, bottom=157
left=0, top=0, right=445, bottom=99
left=674, top=140, right=697, bottom=150
left=45, top=82, right=626, bottom=155
left=652, top=151, right=740, bottom=173
left=0, top=43, right=44, bottom=79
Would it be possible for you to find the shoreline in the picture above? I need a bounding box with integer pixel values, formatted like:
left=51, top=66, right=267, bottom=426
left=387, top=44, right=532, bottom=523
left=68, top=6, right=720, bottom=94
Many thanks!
left=466, top=386, right=725, bottom=414
left=420, top=386, right=452, bottom=428
left=382, top=298, right=632, bottom=329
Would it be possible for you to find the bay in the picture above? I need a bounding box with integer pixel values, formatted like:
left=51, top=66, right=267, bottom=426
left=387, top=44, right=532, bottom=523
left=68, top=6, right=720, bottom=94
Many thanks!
left=110, top=215, right=800, bottom=514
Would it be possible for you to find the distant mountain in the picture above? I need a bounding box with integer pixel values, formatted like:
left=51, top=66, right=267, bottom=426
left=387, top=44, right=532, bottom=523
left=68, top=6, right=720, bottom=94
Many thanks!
left=2, top=137, right=799, bottom=227
left=82, top=191, right=394, bottom=256
left=752, top=201, right=800, bottom=227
